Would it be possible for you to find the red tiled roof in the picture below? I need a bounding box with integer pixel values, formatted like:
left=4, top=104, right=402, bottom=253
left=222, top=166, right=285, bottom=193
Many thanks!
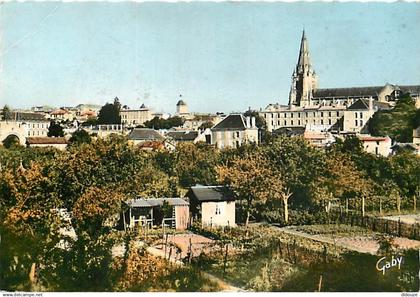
left=27, top=137, right=67, bottom=145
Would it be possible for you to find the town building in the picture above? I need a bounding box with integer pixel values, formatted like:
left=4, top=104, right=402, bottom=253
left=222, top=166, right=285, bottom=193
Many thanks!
left=120, top=104, right=153, bottom=126
left=127, top=128, right=165, bottom=145
left=0, top=112, right=50, bottom=145
left=357, top=135, right=392, bottom=157
left=176, top=99, right=189, bottom=116
left=26, top=137, right=68, bottom=150
left=50, top=108, right=74, bottom=121
left=260, top=30, right=420, bottom=133
left=210, top=114, right=258, bottom=149
left=187, top=185, right=236, bottom=228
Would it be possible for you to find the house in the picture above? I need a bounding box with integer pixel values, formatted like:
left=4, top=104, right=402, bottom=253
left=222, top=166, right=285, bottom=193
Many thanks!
left=26, top=137, right=68, bottom=150
left=413, top=127, right=420, bottom=145
left=303, top=130, right=335, bottom=148
left=211, top=114, right=258, bottom=149
left=122, top=198, right=189, bottom=231
left=50, top=108, right=74, bottom=121
left=357, top=134, right=392, bottom=157
left=391, top=143, right=420, bottom=156
left=342, top=98, right=391, bottom=133
left=187, top=185, right=236, bottom=228
left=127, top=128, right=165, bottom=145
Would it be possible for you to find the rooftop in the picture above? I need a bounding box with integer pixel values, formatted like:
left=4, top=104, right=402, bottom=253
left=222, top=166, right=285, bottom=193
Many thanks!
left=188, top=185, right=235, bottom=202
left=128, top=128, right=165, bottom=141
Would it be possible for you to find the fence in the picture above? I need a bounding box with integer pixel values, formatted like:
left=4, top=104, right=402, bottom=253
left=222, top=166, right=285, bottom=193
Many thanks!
left=327, top=211, right=420, bottom=240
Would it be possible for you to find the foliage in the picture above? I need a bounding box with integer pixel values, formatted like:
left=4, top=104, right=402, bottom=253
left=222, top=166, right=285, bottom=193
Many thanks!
left=369, top=94, right=417, bottom=142
left=2, top=135, right=21, bottom=149
left=47, top=121, right=64, bottom=137
left=143, top=116, right=185, bottom=130
left=68, top=129, right=92, bottom=146
left=1, top=105, right=13, bottom=121
left=98, top=101, right=121, bottom=125
left=198, top=121, right=214, bottom=130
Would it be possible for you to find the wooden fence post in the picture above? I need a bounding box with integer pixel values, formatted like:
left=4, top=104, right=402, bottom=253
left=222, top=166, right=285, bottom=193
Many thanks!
left=318, top=274, right=323, bottom=292
left=223, top=244, right=229, bottom=275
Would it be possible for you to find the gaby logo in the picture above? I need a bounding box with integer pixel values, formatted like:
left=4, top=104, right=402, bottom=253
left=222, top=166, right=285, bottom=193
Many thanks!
left=376, top=255, right=403, bottom=275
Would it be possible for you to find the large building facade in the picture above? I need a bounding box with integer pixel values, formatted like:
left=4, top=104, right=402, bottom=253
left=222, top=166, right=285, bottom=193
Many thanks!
left=260, top=31, right=420, bottom=133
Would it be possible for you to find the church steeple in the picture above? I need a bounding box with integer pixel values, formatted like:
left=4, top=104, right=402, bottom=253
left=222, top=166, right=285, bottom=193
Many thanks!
left=289, top=30, right=318, bottom=107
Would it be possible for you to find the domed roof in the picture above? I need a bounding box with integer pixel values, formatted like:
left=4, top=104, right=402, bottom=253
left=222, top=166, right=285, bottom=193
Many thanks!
left=176, top=100, right=187, bottom=106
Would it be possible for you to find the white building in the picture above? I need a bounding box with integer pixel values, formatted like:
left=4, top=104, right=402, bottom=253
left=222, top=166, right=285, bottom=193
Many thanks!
left=210, top=114, right=258, bottom=149
left=120, top=104, right=153, bottom=126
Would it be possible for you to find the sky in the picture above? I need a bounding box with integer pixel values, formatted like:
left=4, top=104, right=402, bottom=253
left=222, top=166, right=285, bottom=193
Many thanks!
left=0, top=2, right=419, bottom=114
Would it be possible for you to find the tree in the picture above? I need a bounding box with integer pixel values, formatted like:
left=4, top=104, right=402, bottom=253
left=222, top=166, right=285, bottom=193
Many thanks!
left=198, top=121, right=214, bottom=130
left=47, top=121, right=64, bottom=137
left=369, top=94, right=417, bottom=142
left=1, top=105, right=12, bottom=121
left=81, top=117, right=98, bottom=127
left=68, top=129, right=92, bottom=146
left=217, top=150, right=271, bottom=226
left=97, top=102, right=121, bottom=125
left=143, top=116, right=184, bottom=130
left=2, top=135, right=21, bottom=149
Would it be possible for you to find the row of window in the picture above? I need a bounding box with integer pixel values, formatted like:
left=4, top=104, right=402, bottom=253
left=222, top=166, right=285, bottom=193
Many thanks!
left=271, top=118, right=335, bottom=127
left=27, top=130, right=47, bottom=136
left=354, top=120, right=364, bottom=127
left=266, top=111, right=341, bottom=119
left=354, top=112, right=364, bottom=119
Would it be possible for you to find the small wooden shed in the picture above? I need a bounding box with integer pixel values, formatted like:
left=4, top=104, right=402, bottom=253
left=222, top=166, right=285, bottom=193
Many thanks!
left=122, top=197, right=189, bottom=231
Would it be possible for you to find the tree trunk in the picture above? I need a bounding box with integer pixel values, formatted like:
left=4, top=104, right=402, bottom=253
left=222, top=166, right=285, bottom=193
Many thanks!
left=414, top=195, right=417, bottom=212
left=29, top=262, right=37, bottom=290
left=284, top=198, right=289, bottom=224
left=361, top=196, right=365, bottom=217
left=397, top=195, right=401, bottom=214
left=245, top=210, right=250, bottom=227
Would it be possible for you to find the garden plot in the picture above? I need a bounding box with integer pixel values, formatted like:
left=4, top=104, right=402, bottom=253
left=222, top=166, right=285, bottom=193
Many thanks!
left=153, top=233, right=216, bottom=259
left=280, top=224, right=420, bottom=255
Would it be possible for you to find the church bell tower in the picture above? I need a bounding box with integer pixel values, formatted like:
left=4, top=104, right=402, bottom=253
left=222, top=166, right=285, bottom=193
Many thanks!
left=289, top=30, right=318, bottom=107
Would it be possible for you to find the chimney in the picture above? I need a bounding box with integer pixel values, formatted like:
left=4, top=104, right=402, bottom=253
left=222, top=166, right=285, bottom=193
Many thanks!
left=368, top=97, right=373, bottom=110
left=251, top=117, right=256, bottom=128
left=246, top=116, right=251, bottom=128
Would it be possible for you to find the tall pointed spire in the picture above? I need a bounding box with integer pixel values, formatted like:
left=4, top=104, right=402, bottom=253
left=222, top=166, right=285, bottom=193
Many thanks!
left=297, top=29, right=311, bottom=72
left=288, top=30, right=318, bottom=107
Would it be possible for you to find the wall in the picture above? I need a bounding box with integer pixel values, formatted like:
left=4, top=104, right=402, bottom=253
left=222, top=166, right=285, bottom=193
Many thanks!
left=201, top=201, right=235, bottom=227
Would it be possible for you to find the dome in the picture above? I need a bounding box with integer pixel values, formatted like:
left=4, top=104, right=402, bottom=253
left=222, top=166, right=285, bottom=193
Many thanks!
left=176, top=100, right=186, bottom=106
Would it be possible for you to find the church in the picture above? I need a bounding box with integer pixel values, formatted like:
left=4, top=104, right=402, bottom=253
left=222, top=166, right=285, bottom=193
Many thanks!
left=260, top=31, right=420, bottom=133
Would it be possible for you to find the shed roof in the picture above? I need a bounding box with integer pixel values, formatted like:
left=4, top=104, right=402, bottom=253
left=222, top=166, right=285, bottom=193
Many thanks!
left=127, top=197, right=189, bottom=208
left=188, top=185, right=235, bottom=202
left=27, top=137, right=67, bottom=145
left=166, top=130, right=199, bottom=141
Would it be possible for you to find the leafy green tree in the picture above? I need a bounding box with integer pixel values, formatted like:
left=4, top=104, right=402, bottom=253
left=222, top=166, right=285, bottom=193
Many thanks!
left=143, top=116, right=184, bottom=129
left=1, top=105, right=12, bottom=121
left=81, top=117, right=98, bottom=127
left=47, top=121, right=64, bottom=137
left=98, top=102, right=121, bottom=125
left=217, top=149, right=272, bottom=226
left=262, top=136, right=326, bottom=209
left=369, top=94, right=417, bottom=142
left=2, top=135, right=21, bottom=149
left=68, top=129, right=92, bottom=146
left=198, top=121, right=214, bottom=130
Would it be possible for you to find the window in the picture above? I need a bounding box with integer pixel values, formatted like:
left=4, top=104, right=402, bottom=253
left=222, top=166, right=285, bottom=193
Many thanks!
left=215, top=204, right=220, bottom=215
left=360, top=112, right=363, bottom=118
left=337, top=111, right=340, bottom=117
left=291, top=113, right=294, bottom=118
left=321, top=112, right=324, bottom=117
left=284, top=120, right=287, bottom=126
left=355, top=112, right=358, bottom=118
left=291, top=120, right=294, bottom=125
left=360, top=120, right=363, bottom=126
left=321, top=119, right=324, bottom=125
left=355, top=120, right=358, bottom=127
left=328, top=112, right=331, bottom=117
left=236, top=131, right=240, bottom=138
left=298, top=120, right=301, bottom=125
left=375, top=147, right=379, bottom=155
left=328, top=119, right=332, bottom=125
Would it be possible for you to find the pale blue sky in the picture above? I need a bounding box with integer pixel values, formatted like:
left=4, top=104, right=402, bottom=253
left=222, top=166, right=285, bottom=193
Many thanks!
left=0, top=2, right=419, bottom=114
